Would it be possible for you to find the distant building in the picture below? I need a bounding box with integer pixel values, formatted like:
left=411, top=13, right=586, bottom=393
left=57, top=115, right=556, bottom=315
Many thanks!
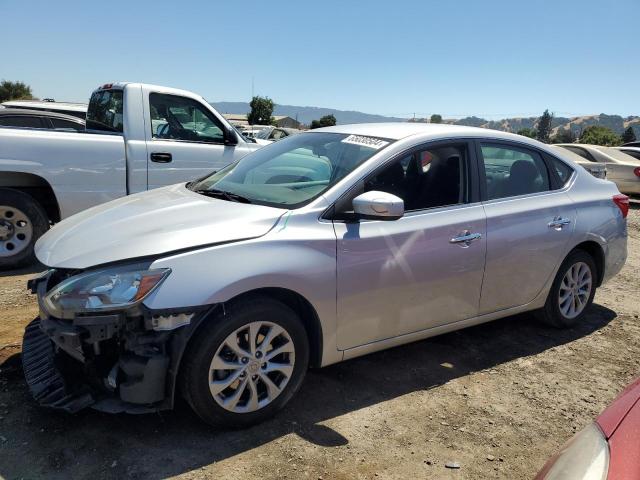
left=222, top=113, right=301, bottom=129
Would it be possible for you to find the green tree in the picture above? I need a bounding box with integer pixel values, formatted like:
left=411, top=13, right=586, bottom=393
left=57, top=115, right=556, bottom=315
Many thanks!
left=516, top=127, right=537, bottom=139
left=247, top=96, right=275, bottom=125
left=579, top=125, right=622, bottom=147
left=622, top=126, right=637, bottom=144
left=430, top=114, right=442, bottom=124
left=310, top=114, right=337, bottom=129
left=550, top=128, right=575, bottom=144
left=536, top=109, right=553, bottom=143
left=0, top=80, right=34, bottom=102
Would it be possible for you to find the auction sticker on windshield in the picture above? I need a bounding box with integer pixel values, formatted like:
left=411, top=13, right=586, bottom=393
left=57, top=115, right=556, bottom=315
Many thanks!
left=341, top=135, right=389, bottom=150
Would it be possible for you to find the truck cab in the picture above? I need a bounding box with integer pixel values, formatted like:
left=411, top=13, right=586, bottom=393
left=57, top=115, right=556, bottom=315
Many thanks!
left=0, top=82, right=261, bottom=268
left=86, top=82, right=258, bottom=191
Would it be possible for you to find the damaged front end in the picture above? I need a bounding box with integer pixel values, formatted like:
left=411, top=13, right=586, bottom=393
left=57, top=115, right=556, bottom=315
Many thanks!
left=22, top=267, right=205, bottom=414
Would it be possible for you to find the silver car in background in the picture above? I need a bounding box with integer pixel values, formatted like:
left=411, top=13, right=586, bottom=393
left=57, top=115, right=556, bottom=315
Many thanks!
left=24, top=124, right=628, bottom=428
left=555, top=143, right=640, bottom=195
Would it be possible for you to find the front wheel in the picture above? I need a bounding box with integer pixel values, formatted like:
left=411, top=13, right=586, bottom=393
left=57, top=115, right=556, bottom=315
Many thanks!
left=181, top=296, right=309, bottom=428
left=537, top=250, right=597, bottom=328
left=0, top=189, right=48, bottom=270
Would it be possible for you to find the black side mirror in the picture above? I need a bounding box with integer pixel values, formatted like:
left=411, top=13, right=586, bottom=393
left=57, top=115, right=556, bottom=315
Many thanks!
left=224, top=127, right=239, bottom=146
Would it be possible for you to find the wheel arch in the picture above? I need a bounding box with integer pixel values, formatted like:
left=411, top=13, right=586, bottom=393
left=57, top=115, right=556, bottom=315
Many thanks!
left=0, top=172, right=60, bottom=223
left=166, top=287, right=324, bottom=409
left=571, top=240, right=605, bottom=287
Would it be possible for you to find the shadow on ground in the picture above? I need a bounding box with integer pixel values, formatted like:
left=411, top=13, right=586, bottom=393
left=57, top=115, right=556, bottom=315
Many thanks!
left=0, top=304, right=616, bottom=479
left=0, top=263, right=43, bottom=278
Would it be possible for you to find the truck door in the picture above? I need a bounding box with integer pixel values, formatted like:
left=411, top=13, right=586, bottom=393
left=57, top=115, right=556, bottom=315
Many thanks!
left=144, top=92, right=244, bottom=188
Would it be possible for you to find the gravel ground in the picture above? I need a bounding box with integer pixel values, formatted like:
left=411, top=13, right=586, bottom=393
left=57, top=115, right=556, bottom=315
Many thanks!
left=0, top=206, right=638, bottom=480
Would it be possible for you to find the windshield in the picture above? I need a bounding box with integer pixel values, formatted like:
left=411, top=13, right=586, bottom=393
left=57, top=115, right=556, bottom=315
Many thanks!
left=190, top=132, right=392, bottom=208
left=595, top=146, right=640, bottom=164
left=254, top=127, right=275, bottom=140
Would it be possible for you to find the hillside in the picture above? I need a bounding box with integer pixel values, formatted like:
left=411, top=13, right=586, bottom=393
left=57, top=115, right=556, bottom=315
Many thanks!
left=211, top=100, right=639, bottom=138
left=447, top=114, right=640, bottom=137
left=211, top=101, right=405, bottom=125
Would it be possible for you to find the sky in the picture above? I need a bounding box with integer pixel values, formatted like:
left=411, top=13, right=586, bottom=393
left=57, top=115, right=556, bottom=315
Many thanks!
left=1, top=0, right=638, bottom=120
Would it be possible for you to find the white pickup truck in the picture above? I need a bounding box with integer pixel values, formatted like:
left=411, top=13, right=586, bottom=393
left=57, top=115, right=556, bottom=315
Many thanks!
left=0, top=82, right=261, bottom=268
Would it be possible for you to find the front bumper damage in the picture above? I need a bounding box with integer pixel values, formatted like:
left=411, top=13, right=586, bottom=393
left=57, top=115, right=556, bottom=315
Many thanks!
left=22, top=269, right=207, bottom=414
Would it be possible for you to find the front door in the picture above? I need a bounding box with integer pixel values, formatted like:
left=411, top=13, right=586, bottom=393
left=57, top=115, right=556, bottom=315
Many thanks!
left=145, top=92, right=241, bottom=188
left=334, top=141, right=487, bottom=350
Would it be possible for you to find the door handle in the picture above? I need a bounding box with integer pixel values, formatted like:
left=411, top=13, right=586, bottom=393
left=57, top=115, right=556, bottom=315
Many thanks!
left=548, top=217, right=571, bottom=230
left=150, top=152, right=172, bottom=163
left=450, top=231, right=482, bottom=247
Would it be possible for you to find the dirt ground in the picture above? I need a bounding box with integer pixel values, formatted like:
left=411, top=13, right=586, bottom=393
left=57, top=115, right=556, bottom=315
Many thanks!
left=0, top=207, right=639, bottom=480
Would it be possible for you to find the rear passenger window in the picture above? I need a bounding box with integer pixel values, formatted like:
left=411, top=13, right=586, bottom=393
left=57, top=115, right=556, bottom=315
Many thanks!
left=480, top=144, right=550, bottom=200
left=0, top=115, right=44, bottom=128
left=549, top=157, right=573, bottom=186
left=50, top=118, right=83, bottom=131
left=562, top=146, right=596, bottom=162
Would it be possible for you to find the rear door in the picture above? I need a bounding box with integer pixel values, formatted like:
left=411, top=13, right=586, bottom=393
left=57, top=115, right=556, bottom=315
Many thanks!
left=145, top=92, right=243, bottom=188
left=477, top=141, right=576, bottom=314
left=334, top=140, right=487, bottom=350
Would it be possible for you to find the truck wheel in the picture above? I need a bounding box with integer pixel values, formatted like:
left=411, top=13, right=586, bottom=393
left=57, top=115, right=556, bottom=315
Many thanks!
left=0, top=189, right=48, bottom=269
left=181, top=296, right=309, bottom=428
left=537, top=249, right=597, bottom=328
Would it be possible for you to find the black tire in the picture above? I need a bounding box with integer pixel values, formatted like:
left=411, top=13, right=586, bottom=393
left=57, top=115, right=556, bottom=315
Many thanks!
left=181, top=296, right=309, bottom=428
left=0, top=188, right=48, bottom=270
left=537, top=249, right=598, bottom=328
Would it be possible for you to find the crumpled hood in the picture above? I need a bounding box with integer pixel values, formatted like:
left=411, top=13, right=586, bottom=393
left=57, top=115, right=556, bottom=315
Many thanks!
left=36, top=183, right=287, bottom=269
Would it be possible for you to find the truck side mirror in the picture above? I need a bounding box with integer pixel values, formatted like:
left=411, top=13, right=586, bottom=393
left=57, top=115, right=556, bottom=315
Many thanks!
left=224, top=127, right=239, bottom=146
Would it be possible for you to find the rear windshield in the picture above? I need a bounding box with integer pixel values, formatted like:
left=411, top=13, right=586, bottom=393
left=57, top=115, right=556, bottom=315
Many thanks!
left=86, top=89, right=124, bottom=133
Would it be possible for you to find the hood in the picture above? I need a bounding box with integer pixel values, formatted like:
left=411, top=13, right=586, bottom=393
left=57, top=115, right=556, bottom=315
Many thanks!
left=36, top=183, right=287, bottom=269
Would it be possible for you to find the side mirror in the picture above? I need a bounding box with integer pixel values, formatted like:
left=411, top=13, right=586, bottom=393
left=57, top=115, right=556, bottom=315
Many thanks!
left=224, top=127, right=239, bottom=146
left=352, top=191, right=404, bottom=221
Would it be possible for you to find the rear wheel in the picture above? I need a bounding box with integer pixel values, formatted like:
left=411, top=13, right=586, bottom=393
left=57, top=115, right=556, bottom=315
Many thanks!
left=181, top=296, right=309, bottom=428
left=537, top=249, right=597, bottom=328
left=0, top=189, right=48, bottom=270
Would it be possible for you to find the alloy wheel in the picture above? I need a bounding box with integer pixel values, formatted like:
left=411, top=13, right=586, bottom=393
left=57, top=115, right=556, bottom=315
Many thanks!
left=209, top=321, right=295, bottom=413
left=558, top=261, right=592, bottom=319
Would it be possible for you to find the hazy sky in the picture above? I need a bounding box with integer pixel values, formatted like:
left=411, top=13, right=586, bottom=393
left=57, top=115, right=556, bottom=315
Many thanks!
left=2, top=0, right=638, bottom=119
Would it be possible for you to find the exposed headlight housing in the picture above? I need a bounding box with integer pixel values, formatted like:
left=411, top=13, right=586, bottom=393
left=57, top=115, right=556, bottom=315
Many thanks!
left=44, top=264, right=171, bottom=318
left=538, top=423, right=609, bottom=480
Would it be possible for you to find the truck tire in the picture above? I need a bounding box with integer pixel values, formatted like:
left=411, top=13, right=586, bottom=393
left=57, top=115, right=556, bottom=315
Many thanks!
left=0, top=188, right=49, bottom=270
left=181, top=296, right=309, bottom=428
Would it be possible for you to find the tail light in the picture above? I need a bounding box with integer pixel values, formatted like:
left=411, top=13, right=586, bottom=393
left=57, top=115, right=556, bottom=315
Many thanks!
left=613, top=194, right=629, bottom=218
left=634, top=167, right=640, bottom=178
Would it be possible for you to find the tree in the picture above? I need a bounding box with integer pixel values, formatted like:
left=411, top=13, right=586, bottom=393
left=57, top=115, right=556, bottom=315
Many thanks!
left=622, top=126, right=637, bottom=144
left=550, top=128, right=575, bottom=144
left=247, top=96, right=274, bottom=125
left=516, top=127, right=537, bottom=139
left=310, top=114, right=337, bottom=129
left=536, top=109, right=553, bottom=143
left=430, top=114, right=442, bottom=124
left=0, top=80, right=34, bottom=102
left=579, top=125, right=622, bottom=147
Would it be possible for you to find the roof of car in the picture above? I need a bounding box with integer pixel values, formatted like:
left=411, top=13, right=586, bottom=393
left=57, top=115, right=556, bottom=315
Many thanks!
left=1, top=100, right=87, bottom=112
left=314, top=122, right=526, bottom=141
left=0, top=108, right=85, bottom=123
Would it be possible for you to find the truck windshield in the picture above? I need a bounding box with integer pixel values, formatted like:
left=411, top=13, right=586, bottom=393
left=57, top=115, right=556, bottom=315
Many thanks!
left=190, top=132, right=393, bottom=208
left=86, top=89, right=124, bottom=133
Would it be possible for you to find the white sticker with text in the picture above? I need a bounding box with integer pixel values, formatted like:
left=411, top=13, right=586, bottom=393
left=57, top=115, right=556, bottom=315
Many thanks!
left=341, top=134, right=389, bottom=150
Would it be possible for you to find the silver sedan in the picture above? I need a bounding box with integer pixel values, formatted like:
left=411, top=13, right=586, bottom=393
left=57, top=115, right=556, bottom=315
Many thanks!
left=25, top=124, right=628, bottom=427
left=555, top=143, right=640, bottom=195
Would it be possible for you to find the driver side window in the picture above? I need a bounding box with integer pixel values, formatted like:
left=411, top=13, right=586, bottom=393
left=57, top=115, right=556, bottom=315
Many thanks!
left=149, top=93, right=225, bottom=143
left=364, top=143, right=468, bottom=211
